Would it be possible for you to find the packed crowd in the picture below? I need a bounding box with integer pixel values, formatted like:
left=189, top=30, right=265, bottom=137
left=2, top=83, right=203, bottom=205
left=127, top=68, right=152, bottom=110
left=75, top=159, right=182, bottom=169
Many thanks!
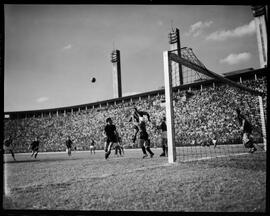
left=4, top=77, right=267, bottom=153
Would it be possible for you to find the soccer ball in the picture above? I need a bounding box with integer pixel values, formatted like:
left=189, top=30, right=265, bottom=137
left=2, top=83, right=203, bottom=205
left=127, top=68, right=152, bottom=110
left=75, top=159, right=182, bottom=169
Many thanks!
left=91, top=77, right=96, bottom=83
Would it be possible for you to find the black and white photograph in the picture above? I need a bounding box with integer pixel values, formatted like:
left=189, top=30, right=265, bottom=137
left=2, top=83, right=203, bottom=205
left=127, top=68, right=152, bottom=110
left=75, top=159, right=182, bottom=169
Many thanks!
left=2, top=4, right=268, bottom=212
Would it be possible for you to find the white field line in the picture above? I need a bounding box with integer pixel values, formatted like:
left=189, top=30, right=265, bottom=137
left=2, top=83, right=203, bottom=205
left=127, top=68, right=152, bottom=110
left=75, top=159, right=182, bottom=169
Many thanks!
left=181, top=151, right=265, bottom=162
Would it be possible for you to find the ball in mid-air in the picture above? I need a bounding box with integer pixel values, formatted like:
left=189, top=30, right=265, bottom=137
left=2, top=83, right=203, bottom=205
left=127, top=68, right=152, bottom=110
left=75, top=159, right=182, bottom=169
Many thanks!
left=91, top=77, right=96, bottom=83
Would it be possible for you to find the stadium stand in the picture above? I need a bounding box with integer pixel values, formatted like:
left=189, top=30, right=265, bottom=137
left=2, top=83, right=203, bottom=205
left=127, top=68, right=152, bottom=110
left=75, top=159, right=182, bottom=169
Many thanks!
left=4, top=71, right=267, bottom=153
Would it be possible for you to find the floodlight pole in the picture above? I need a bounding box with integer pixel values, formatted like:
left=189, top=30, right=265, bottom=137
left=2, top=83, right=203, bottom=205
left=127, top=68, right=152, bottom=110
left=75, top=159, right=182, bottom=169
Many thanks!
left=163, top=51, right=176, bottom=163
left=258, top=96, right=267, bottom=151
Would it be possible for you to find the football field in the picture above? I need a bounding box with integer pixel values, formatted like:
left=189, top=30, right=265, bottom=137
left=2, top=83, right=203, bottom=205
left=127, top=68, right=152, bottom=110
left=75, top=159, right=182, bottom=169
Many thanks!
left=3, top=147, right=266, bottom=212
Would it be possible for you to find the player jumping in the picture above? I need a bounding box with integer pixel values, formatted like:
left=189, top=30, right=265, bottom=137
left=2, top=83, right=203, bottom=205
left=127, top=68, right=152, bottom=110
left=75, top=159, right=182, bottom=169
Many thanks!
left=129, top=107, right=154, bottom=158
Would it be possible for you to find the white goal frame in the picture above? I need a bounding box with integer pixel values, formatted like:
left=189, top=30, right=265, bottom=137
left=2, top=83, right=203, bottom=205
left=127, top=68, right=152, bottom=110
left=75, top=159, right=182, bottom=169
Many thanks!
left=163, top=50, right=267, bottom=163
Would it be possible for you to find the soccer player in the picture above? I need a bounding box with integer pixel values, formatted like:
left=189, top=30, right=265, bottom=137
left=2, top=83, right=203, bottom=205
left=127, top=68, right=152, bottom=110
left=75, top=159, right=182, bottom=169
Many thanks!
left=235, top=108, right=257, bottom=153
left=114, top=143, right=122, bottom=156
left=29, top=137, right=40, bottom=158
left=212, top=134, right=217, bottom=148
left=201, top=135, right=210, bottom=147
left=90, top=139, right=96, bottom=154
left=4, top=136, right=16, bottom=161
left=157, top=117, right=168, bottom=157
left=66, top=136, right=73, bottom=157
left=114, top=132, right=123, bottom=156
left=104, top=117, right=119, bottom=159
left=118, top=135, right=124, bottom=155
left=129, top=107, right=154, bottom=159
left=138, top=120, right=154, bottom=159
left=129, top=107, right=151, bottom=144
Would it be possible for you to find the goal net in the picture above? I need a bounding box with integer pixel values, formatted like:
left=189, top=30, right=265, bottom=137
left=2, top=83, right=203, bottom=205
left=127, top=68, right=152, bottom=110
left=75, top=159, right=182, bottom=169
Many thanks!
left=163, top=51, right=267, bottom=163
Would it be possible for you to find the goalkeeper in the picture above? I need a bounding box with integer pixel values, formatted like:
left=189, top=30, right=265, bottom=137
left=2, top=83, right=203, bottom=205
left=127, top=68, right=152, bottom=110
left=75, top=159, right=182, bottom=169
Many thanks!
left=235, top=108, right=257, bottom=153
left=129, top=107, right=151, bottom=144
left=157, top=116, right=168, bottom=157
left=129, top=107, right=154, bottom=158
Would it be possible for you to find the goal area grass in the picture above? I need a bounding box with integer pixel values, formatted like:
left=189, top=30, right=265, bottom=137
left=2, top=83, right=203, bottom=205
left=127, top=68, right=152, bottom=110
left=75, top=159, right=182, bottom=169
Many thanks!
left=3, top=147, right=266, bottom=212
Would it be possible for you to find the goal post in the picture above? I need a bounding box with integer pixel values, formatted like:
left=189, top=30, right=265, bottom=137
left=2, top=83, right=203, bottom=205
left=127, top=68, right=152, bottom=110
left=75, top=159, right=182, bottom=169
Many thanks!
left=163, top=50, right=267, bottom=163
left=163, top=51, right=176, bottom=163
left=258, top=96, right=267, bottom=151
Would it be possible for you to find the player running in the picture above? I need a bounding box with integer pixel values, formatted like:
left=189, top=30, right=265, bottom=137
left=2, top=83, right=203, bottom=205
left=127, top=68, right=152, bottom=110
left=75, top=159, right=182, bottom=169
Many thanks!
left=235, top=108, right=257, bottom=153
left=66, top=136, right=73, bottom=157
left=29, top=137, right=40, bottom=158
left=129, top=107, right=154, bottom=159
left=4, top=136, right=16, bottom=161
left=157, top=117, right=168, bottom=157
left=90, top=139, right=96, bottom=154
left=104, top=117, right=119, bottom=159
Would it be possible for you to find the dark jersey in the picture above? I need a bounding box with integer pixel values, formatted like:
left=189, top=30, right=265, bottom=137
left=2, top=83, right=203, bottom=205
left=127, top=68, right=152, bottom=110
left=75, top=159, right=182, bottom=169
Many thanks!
left=90, top=140, right=95, bottom=146
left=238, top=114, right=253, bottom=134
left=138, top=121, right=148, bottom=140
left=105, top=124, right=117, bottom=140
left=139, top=121, right=147, bottom=132
left=159, top=121, right=167, bottom=132
left=66, top=139, right=72, bottom=148
left=4, top=138, right=12, bottom=147
left=31, top=141, right=39, bottom=150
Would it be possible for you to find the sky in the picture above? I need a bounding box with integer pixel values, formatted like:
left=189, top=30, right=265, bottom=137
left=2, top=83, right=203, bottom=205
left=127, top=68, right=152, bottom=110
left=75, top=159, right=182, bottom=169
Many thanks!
left=4, top=4, right=260, bottom=112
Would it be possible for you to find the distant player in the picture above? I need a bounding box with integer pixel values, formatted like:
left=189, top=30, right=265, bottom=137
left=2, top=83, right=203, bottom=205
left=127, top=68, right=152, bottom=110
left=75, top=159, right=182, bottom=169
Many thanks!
left=114, top=143, right=122, bottom=156
left=4, top=136, right=16, bottom=161
left=212, top=135, right=217, bottom=148
left=90, top=139, right=96, bottom=154
left=235, top=108, right=257, bottom=153
left=66, top=136, right=73, bottom=157
left=157, top=117, right=168, bottom=157
left=114, top=132, right=123, bottom=156
left=104, top=117, right=119, bottom=159
left=201, top=135, right=210, bottom=147
left=118, top=135, right=124, bottom=155
left=29, top=137, right=40, bottom=158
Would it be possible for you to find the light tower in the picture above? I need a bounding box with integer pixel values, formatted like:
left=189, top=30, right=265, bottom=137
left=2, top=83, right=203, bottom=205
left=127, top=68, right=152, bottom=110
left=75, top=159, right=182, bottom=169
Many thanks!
left=251, top=5, right=268, bottom=68
left=168, top=28, right=183, bottom=86
left=110, top=49, right=122, bottom=98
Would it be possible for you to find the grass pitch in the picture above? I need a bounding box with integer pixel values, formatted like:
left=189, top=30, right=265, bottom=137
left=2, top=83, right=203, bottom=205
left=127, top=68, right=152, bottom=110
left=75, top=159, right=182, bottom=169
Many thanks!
left=3, top=148, right=266, bottom=212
